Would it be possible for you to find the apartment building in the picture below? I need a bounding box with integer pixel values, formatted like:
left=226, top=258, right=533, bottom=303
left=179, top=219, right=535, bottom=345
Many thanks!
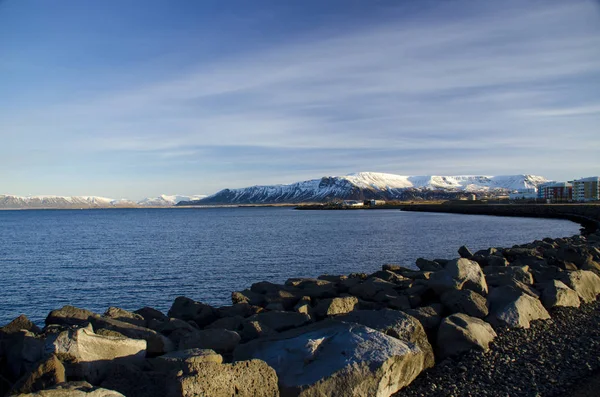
left=572, top=176, right=600, bottom=202
left=537, top=182, right=572, bottom=202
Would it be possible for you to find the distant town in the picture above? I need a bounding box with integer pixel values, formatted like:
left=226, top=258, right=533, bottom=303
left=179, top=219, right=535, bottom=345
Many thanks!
left=509, top=176, right=600, bottom=203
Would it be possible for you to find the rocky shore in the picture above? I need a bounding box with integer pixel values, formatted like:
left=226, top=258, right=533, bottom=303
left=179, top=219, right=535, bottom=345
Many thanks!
left=1, top=225, right=600, bottom=396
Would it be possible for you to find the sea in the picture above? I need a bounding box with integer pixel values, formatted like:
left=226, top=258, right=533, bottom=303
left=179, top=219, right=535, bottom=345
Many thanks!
left=0, top=207, right=581, bottom=325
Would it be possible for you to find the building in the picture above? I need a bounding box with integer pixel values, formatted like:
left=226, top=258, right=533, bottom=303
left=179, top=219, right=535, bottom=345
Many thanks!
left=573, top=176, right=600, bottom=202
left=364, top=199, right=386, bottom=207
left=537, top=182, right=572, bottom=202
left=509, top=188, right=538, bottom=200
left=342, top=200, right=364, bottom=207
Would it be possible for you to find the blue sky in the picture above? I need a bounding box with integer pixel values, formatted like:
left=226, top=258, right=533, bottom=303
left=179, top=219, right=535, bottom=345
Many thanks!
left=1, top=0, right=599, bottom=199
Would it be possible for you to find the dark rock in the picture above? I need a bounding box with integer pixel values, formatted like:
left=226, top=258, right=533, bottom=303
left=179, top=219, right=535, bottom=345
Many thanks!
left=45, top=305, right=97, bottom=327
left=168, top=297, right=217, bottom=328
left=458, top=245, right=474, bottom=259
left=440, top=289, right=489, bottom=318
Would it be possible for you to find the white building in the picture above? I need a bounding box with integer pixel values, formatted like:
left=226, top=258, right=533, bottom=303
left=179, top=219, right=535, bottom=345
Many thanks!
left=572, top=176, right=600, bottom=202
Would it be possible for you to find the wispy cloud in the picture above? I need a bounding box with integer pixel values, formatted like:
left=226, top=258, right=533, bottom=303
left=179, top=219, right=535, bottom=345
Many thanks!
left=0, top=0, right=599, bottom=197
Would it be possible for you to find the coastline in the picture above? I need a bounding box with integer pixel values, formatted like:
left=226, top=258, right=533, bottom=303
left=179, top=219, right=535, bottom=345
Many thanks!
left=1, top=209, right=600, bottom=396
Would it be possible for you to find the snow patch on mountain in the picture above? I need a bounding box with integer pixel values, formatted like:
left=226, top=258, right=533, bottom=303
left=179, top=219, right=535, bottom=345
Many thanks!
left=137, top=195, right=207, bottom=206
left=0, top=194, right=207, bottom=209
left=193, top=172, right=549, bottom=205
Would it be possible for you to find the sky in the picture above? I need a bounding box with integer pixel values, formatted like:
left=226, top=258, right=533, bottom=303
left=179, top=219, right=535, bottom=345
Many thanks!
left=1, top=0, right=599, bottom=199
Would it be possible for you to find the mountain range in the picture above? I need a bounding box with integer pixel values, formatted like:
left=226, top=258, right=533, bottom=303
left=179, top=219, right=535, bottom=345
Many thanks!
left=1, top=172, right=549, bottom=209
left=0, top=194, right=206, bottom=209
left=180, top=172, right=548, bottom=205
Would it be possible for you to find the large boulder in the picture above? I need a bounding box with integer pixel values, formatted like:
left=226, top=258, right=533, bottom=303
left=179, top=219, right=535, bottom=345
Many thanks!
left=429, top=258, right=488, bottom=296
left=415, top=258, right=443, bottom=272
left=11, top=381, right=125, bottom=396
left=239, top=321, right=277, bottom=343
left=10, top=354, right=66, bottom=395
left=334, top=309, right=434, bottom=368
left=178, top=329, right=241, bottom=354
left=440, top=289, right=488, bottom=318
left=134, top=307, right=168, bottom=323
left=100, top=363, right=169, bottom=397
left=437, top=314, right=497, bottom=359
left=245, top=311, right=311, bottom=332
left=168, top=297, right=217, bottom=328
left=2, top=330, right=46, bottom=380
left=151, top=349, right=223, bottom=373
left=234, top=319, right=431, bottom=397
left=45, top=325, right=146, bottom=383
left=348, top=278, right=399, bottom=301
left=45, top=306, right=97, bottom=327
left=313, top=296, right=359, bottom=318
left=89, top=317, right=173, bottom=356
left=0, top=315, right=41, bottom=335
left=168, top=360, right=278, bottom=397
left=487, top=290, right=550, bottom=329
left=540, top=280, right=581, bottom=308
left=404, top=304, right=443, bottom=331
left=484, top=266, right=534, bottom=286
left=103, top=307, right=146, bottom=328
left=561, top=270, right=600, bottom=303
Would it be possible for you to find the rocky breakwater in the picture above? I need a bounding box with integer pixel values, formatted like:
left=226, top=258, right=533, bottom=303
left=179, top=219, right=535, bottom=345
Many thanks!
left=2, top=231, right=600, bottom=397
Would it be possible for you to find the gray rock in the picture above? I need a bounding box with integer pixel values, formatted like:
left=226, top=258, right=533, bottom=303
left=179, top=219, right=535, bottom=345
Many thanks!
left=333, top=309, right=434, bottom=368
left=0, top=315, right=41, bottom=336
left=404, top=304, right=443, bottom=331
left=151, top=348, right=223, bottom=373
left=540, top=280, right=581, bottom=308
left=205, top=315, right=244, bottom=331
left=10, top=354, right=66, bottom=395
left=234, top=319, right=431, bottom=397
left=90, top=317, right=173, bottom=356
left=103, top=307, right=146, bottom=328
left=168, top=359, right=278, bottom=397
left=231, top=289, right=265, bottom=306
left=168, top=297, right=217, bottom=328
left=246, top=311, right=311, bottom=332
left=45, top=306, right=97, bottom=327
left=415, top=258, right=443, bottom=272
left=437, top=313, right=497, bottom=359
left=458, top=245, right=473, bottom=259
left=561, top=270, right=600, bottom=303
left=134, top=307, right=168, bottom=323
left=239, top=321, right=277, bottom=343
left=216, top=303, right=259, bottom=319
left=487, top=291, right=550, bottom=329
left=484, top=265, right=534, bottom=286
left=314, top=296, right=359, bottom=318
left=178, top=328, right=241, bottom=354
left=11, top=381, right=126, bottom=396
left=348, top=278, right=399, bottom=301
left=429, top=258, right=488, bottom=296
left=45, top=325, right=146, bottom=384
left=440, top=289, right=489, bottom=318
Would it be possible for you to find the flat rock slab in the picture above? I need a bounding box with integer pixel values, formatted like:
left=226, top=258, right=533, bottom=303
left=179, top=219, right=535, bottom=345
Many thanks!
left=234, top=319, right=430, bottom=397
left=12, top=381, right=125, bottom=397
left=169, top=359, right=278, bottom=397
left=333, top=309, right=434, bottom=368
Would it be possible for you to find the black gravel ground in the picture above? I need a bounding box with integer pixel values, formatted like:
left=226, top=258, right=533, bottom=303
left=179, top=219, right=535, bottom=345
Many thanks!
left=394, top=300, right=600, bottom=397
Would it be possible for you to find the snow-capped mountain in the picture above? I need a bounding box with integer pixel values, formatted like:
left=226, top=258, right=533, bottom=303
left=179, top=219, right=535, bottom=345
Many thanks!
left=0, top=194, right=206, bottom=209
left=137, top=195, right=207, bottom=206
left=186, top=172, right=549, bottom=205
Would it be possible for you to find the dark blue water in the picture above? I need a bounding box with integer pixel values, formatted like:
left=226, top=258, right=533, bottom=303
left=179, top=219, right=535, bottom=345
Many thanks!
left=0, top=207, right=580, bottom=325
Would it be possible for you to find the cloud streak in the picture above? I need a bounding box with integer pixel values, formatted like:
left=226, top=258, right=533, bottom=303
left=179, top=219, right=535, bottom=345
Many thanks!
left=0, top=0, right=599, bottom=197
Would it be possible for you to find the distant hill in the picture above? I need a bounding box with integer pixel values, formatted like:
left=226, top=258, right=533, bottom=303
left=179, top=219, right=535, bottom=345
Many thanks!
left=180, top=172, right=548, bottom=205
left=0, top=194, right=206, bottom=209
